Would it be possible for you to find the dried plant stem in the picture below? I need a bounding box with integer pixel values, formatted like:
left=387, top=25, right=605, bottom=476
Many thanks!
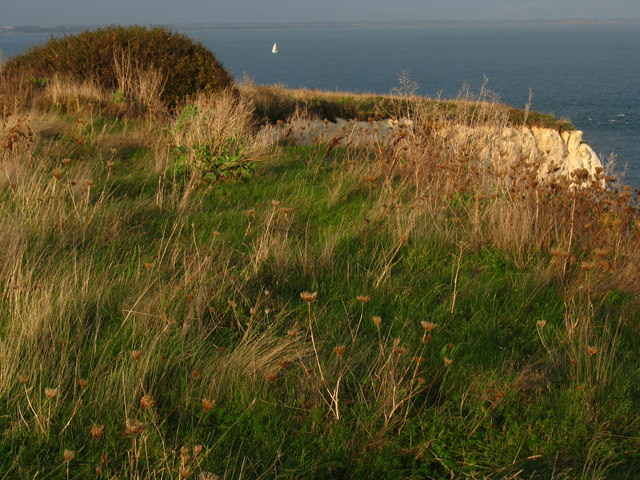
left=450, top=245, right=463, bottom=314
left=563, top=197, right=577, bottom=278
left=306, top=302, right=342, bottom=419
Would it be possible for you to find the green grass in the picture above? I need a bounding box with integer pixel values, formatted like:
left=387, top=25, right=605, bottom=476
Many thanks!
left=0, top=96, right=638, bottom=480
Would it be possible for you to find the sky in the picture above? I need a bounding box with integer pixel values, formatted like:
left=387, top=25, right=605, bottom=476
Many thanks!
left=1, top=0, right=639, bottom=26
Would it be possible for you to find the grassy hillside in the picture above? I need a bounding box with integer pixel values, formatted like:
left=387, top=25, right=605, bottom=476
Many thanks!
left=0, top=65, right=639, bottom=479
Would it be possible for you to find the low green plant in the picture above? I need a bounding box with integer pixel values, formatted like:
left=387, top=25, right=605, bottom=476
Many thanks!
left=29, top=76, right=47, bottom=89
left=112, top=88, right=126, bottom=104
left=169, top=95, right=262, bottom=183
left=172, top=142, right=253, bottom=182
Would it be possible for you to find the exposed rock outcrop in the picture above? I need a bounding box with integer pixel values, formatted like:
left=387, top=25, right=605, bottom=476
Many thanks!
left=268, top=118, right=603, bottom=186
left=437, top=125, right=603, bottom=185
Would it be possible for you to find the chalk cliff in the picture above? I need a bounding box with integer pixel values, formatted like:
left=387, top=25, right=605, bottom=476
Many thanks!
left=269, top=118, right=603, bottom=186
left=436, top=124, right=603, bottom=185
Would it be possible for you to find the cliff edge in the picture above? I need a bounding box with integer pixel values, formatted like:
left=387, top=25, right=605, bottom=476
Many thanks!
left=272, top=118, right=603, bottom=186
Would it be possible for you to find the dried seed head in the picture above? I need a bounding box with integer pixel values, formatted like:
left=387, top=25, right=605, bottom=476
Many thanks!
left=140, top=394, right=156, bottom=409
left=192, top=369, right=201, bottom=378
left=536, top=320, right=547, bottom=328
left=18, top=375, right=29, bottom=385
left=125, top=419, right=148, bottom=435
left=271, top=199, right=281, bottom=206
left=227, top=299, right=236, bottom=309
left=90, top=424, right=104, bottom=439
left=286, top=328, right=298, bottom=338
left=202, top=398, right=215, bottom=411
left=372, top=315, right=382, bottom=326
left=45, top=387, right=58, bottom=399
left=63, top=449, right=75, bottom=463
left=179, top=466, right=192, bottom=479
left=580, top=262, right=596, bottom=272
left=443, top=357, right=453, bottom=367
left=356, top=295, right=370, bottom=304
left=421, top=321, right=437, bottom=332
left=52, top=170, right=63, bottom=180
left=333, top=345, right=346, bottom=357
left=131, top=350, right=142, bottom=361
left=266, top=373, right=278, bottom=383
left=587, top=346, right=599, bottom=356
left=280, top=207, right=294, bottom=215
left=78, top=378, right=88, bottom=389
left=193, top=444, right=203, bottom=457
left=393, top=346, right=408, bottom=355
left=300, top=291, right=318, bottom=304
left=180, top=446, right=190, bottom=463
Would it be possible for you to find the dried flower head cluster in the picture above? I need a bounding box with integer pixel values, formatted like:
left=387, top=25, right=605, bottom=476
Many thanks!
left=356, top=295, right=370, bottom=304
left=202, top=398, right=215, bottom=411
left=140, top=394, right=156, bottom=409
left=45, top=387, right=58, bottom=399
left=300, top=291, right=318, bottom=304
left=63, top=449, right=75, bottom=463
left=333, top=345, right=346, bottom=357
left=90, top=424, right=104, bottom=439
left=421, top=321, right=437, bottom=332
left=125, top=419, right=148, bottom=435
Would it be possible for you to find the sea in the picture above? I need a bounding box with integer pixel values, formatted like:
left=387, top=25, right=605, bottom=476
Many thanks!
left=1, top=22, right=639, bottom=186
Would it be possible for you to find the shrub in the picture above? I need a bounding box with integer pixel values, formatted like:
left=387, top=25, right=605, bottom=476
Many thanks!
left=3, top=25, right=234, bottom=106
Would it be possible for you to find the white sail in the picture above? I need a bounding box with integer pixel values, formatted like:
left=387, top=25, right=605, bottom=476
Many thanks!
left=272, top=43, right=278, bottom=54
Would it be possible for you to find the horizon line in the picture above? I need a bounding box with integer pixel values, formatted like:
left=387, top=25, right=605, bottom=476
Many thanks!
left=2, top=18, right=640, bottom=30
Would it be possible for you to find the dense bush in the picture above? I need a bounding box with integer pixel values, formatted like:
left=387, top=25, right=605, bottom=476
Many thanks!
left=3, top=25, right=234, bottom=105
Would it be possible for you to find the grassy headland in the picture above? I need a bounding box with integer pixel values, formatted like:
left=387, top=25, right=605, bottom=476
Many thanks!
left=1, top=51, right=639, bottom=480
left=240, top=82, right=575, bottom=130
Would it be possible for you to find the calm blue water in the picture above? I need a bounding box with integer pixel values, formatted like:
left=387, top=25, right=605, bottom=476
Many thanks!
left=2, top=23, right=639, bottom=186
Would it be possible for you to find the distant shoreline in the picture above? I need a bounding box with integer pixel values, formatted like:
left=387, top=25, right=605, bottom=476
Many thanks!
left=1, top=19, right=640, bottom=33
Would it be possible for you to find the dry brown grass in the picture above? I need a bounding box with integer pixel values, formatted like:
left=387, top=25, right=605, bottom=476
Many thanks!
left=113, top=49, right=167, bottom=116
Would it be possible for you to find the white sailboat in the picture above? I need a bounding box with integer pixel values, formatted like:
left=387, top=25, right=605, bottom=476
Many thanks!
left=272, top=43, right=278, bottom=54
